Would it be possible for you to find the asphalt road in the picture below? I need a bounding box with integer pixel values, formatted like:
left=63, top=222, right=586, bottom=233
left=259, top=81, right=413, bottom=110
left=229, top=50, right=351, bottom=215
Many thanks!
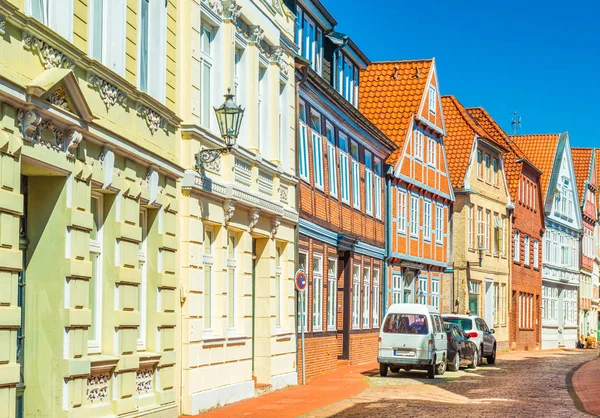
left=304, top=349, right=598, bottom=417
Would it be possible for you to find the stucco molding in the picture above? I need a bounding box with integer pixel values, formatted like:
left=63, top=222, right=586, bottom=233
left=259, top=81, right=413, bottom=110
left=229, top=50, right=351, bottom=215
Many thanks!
left=88, top=73, right=128, bottom=109
left=0, top=16, right=5, bottom=35
left=23, top=33, right=75, bottom=70
left=223, top=199, right=236, bottom=225
left=136, top=104, right=168, bottom=134
left=222, top=0, right=242, bottom=21
left=248, top=208, right=260, bottom=232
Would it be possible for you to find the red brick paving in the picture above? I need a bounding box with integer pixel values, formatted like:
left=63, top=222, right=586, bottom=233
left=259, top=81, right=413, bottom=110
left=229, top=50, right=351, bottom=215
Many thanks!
left=572, top=354, right=600, bottom=416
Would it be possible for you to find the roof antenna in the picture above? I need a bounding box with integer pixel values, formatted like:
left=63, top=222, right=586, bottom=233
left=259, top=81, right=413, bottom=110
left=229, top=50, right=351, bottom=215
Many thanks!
left=511, top=111, right=522, bottom=135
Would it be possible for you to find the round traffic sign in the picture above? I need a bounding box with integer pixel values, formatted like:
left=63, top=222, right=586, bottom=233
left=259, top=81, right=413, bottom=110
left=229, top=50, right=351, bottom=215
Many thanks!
left=295, top=269, right=307, bottom=291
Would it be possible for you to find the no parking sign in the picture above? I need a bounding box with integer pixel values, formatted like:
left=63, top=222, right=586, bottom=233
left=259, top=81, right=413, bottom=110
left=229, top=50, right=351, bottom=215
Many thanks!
left=295, top=269, right=307, bottom=292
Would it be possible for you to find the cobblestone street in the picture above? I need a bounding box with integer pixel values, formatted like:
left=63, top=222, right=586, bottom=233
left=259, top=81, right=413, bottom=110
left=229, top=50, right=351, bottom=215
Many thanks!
left=303, top=350, right=598, bottom=417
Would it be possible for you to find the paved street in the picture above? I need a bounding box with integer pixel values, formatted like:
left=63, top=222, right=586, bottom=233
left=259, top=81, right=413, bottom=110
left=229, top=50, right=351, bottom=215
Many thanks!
left=302, top=350, right=597, bottom=418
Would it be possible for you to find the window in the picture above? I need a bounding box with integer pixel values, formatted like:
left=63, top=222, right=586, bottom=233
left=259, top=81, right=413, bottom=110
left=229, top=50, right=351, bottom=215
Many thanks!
left=326, top=123, right=338, bottom=198
left=414, top=130, right=424, bottom=160
left=418, top=277, right=428, bottom=305
left=392, top=274, right=402, bottom=304
left=312, top=255, right=323, bottom=331
left=524, top=235, right=531, bottom=266
left=365, top=151, right=373, bottom=215
left=500, top=216, right=506, bottom=256
left=204, top=226, right=214, bottom=330
left=137, top=208, right=148, bottom=350
left=88, top=193, right=103, bottom=354
left=431, top=278, right=440, bottom=311
left=374, top=159, right=383, bottom=220
left=337, top=53, right=359, bottom=106
left=514, top=230, right=520, bottom=262
left=228, top=234, right=237, bottom=329
left=138, top=0, right=167, bottom=102
left=279, top=82, right=288, bottom=166
left=258, top=66, right=270, bottom=159
left=436, top=205, right=444, bottom=243
left=427, top=137, right=437, bottom=165
left=493, top=283, right=499, bottom=326
left=398, top=190, right=407, bottom=233
left=352, top=265, right=361, bottom=329
left=27, top=0, right=74, bottom=41
left=298, top=101, right=309, bottom=180
left=485, top=154, right=492, bottom=183
left=476, top=207, right=484, bottom=249
left=477, top=149, right=484, bottom=179
left=362, top=267, right=370, bottom=328
left=428, top=86, right=437, bottom=114
left=373, top=268, right=380, bottom=328
left=351, top=142, right=360, bottom=209
left=327, top=258, right=337, bottom=331
left=533, top=239, right=539, bottom=268
left=383, top=314, right=429, bottom=334
left=88, top=0, right=126, bottom=75
left=468, top=280, right=480, bottom=316
left=298, top=252, right=308, bottom=331
left=485, top=210, right=491, bottom=251
left=492, top=158, right=499, bottom=185
left=493, top=214, right=501, bottom=255
left=468, top=204, right=473, bottom=249
left=339, top=133, right=350, bottom=203
left=199, top=22, right=214, bottom=127
left=410, top=196, right=419, bottom=237
left=311, top=113, right=324, bottom=189
left=423, top=201, right=432, bottom=240
left=295, top=7, right=323, bottom=74
left=501, top=284, right=507, bottom=325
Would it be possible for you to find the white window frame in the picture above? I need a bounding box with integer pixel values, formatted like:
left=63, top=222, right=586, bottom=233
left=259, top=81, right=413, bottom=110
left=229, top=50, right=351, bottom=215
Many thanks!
left=468, top=204, right=473, bottom=249
left=428, top=86, right=437, bottom=114
left=326, top=122, right=338, bottom=199
left=137, top=207, right=148, bottom=351
left=362, top=266, right=370, bottom=329
left=372, top=267, right=380, bottom=328
left=524, top=234, right=531, bottom=266
left=326, top=258, right=337, bottom=331
left=435, top=204, right=444, bottom=243
left=418, top=276, right=428, bottom=305
left=339, top=133, right=350, bottom=204
left=199, top=21, right=215, bottom=128
left=414, top=130, right=424, bottom=160
left=228, top=233, right=237, bottom=330
left=398, top=189, right=407, bottom=234
left=89, top=0, right=126, bottom=76
left=298, top=101, right=310, bottom=181
left=410, top=195, right=419, bottom=238
left=392, top=274, right=402, bottom=304
left=514, top=230, right=520, bottom=262
left=431, top=277, right=440, bottom=311
left=88, top=193, right=104, bottom=354
left=311, top=112, right=324, bottom=190
left=27, top=0, right=74, bottom=41
left=352, top=264, right=361, bottom=329
left=138, top=0, right=167, bottom=103
left=203, top=225, right=214, bottom=331
left=427, top=136, right=437, bottom=166
left=374, top=159, right=382, bottom=220
left=275, top=243, right=282, bottom=329
left=423, top=200, right=432, bottom=241
left=298, top=252, right=308, bottom=331
left=476, top=207, right=484, bottom=250
left=351, top=141, right=360, bottom=209
left=365, top=151, right=373, bottom=215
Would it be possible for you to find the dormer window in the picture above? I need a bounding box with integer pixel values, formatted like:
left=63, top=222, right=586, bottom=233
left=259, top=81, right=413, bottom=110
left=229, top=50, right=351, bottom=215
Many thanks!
left=295, top=7, right=323, bottom=74
left=428, top=86, right=436, bottom=114
left=336, top=52, right=359, bottom=107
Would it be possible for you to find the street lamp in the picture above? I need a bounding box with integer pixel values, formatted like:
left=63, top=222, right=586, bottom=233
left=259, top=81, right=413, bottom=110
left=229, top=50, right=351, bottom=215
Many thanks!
left=195, top=88, right=244, bottom=169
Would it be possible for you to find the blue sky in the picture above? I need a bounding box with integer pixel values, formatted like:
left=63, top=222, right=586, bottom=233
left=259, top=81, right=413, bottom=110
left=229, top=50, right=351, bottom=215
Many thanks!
left=323, top=0, right=600, bottom=148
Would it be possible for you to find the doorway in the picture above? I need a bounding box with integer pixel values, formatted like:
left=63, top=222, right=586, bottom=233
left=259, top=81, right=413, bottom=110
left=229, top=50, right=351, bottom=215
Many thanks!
left=484, top=280, right=493, bottom=326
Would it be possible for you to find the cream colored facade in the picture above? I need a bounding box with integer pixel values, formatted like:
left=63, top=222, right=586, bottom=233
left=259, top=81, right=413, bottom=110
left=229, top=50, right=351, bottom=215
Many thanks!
left=447, top=139, right=511, bottom=348
left=177, top=0, right=298, bottom=414
left=0, top=0, right=181, bottom=417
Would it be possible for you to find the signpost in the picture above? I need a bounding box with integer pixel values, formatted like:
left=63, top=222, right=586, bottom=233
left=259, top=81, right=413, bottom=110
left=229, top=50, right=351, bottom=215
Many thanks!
left=295, top=269, right=307, bottom=385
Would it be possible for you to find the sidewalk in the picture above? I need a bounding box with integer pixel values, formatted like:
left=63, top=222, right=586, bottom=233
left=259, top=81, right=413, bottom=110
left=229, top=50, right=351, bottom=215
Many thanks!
left=572, top=354, right=600, bottom=416
left=190, top=362, right=376, bottom=418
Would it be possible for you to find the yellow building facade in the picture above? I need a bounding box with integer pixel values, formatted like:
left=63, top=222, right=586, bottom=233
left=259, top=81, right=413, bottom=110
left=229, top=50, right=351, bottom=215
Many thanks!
left=177, top=0, right=298, bottom=414
left=0, top=0, right=181, bottom=416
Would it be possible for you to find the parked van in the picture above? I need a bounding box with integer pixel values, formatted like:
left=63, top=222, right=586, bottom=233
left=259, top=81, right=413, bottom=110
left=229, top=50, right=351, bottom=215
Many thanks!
left=378, top=304, right=447, bottom=379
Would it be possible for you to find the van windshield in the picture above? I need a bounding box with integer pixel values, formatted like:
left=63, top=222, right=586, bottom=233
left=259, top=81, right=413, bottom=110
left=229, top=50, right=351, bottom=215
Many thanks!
left=443, top=317, right=473, bottom=331
left=383, top=314, right=429, bottom=335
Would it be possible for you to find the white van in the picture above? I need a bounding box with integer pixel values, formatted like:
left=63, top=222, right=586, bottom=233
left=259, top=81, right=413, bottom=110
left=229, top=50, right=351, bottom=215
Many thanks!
left=378, top=303, right=447, bottom=379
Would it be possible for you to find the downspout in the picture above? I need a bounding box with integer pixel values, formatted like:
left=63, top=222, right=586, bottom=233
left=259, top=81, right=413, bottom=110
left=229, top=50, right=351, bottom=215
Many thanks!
left=384, top=166, right=393, bottom=317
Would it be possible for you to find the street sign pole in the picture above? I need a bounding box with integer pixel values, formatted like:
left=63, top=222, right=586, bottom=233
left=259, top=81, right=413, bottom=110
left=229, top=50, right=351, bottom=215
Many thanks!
left=295, top=269, right=308, bottom=385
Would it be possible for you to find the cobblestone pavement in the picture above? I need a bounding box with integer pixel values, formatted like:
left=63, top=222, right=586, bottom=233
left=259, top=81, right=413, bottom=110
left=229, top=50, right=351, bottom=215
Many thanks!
left=303, top=349, right=598, bottom=418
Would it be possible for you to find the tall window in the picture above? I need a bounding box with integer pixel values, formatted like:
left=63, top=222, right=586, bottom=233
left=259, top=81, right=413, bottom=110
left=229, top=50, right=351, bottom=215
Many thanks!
left=137, top=208, right=148, bottom=350
left=298, top=101, right=309, bottom=180
left=410, top=195, right=419, bottom=237
left=365, top=151, right=373, bottom=215
left=392, top=274, right=402, bottom=304
left=398, top=190, right=407, bottom=233
left=258, top=66, right=270, bottom=159
left=468, top=280, right=480, bottom=315
left=327, top=258, right=337, bottom=331
left=431, top=278, right=440, bottom=311
left=423, top=201, right=432, bottom=240
left=311, top=113, right=324, bottom=189
left=476, top=207, right=484, bottom=249
left=337, top=53, right=359, bottom=106
left=339, top=133, right=350, bottom=203
left=352, top=265, right=360, bottom=329
left=326, top=123, right=338, bottom=198
left=485, top=209, right=491, bottom=250
left=362, top=267, right=370, bottom=328
left=88, top=0, right=126, bottom=75
left=275, top=244, right=282, bottom=328
left=524, top=235, right=531, bottom=266
left=468, top=204, right=473, bottom=249
left=414, top=130, right=424, bottom=160
left=477, top=150, right=484, bottom=179
left=492, top=158, right=499, bottom=185
left=279, top=82, right=288, bottom=166
left=228, top=233, right=237, bottom=329
left=436, top=205, right=444, bottom=243
left=427, top=137, right=436, bottom=165
left=203, top=226, right=214, bottom=330
left=514, top=230, right=520, bottom=262
left=27, top=0, right=74, bottom=41
left=418, top=277, right=428, bottom=305
left=199, top=22, right=214, bottom=126
left=88, top=193, right=103, bottom=354
left=485, top=154, right=492, bottom=183
left=533, top=239, right=539, bottom=268
left=493, top=283, right=499, bottom=325
left=295, top=7, right=323, bottom=74
left=312, top=255, right=323, bottom=331
left=372, top=268, right=380, bottom=328
left=501, top=284, right=507, bottom=325
left=428, top=86, right=437, bottom=114
left=493, top=213, right=501, bottom=254
left=298, top=252, right=308, bottom=331
left=351, top=142, right=360, bottom=209
left=374, top=159, right=382, bottom=220
left=139, top=0, right=167, bottom=102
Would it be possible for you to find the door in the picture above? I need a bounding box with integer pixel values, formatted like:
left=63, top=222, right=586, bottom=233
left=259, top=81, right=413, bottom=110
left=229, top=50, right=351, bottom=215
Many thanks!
left=433, top=315, right=447, bottom=362
left=484, top=280, right=494, bottom=327
left=403, top=272, right=415, bottom=304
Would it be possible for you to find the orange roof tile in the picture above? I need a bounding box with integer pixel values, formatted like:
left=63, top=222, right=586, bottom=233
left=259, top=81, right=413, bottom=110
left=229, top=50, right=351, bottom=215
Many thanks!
left=359, top=59, right=433, bottom=164
left=441, top=96, right=497, bottom=188
left=572, top=148, right=594, bottom=205
left=511, top=134, right=561, bottom=199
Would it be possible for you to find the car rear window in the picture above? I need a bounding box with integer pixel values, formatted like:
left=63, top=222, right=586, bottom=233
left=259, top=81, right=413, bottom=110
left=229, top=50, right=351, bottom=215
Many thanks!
left=383, top=314, right=429, bottom=335
left=443, top=317, right=473, bottom=331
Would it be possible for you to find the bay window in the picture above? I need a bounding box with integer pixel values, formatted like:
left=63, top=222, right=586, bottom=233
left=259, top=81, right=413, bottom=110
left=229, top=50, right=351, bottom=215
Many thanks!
left=337, top=52, right=359, bottom=107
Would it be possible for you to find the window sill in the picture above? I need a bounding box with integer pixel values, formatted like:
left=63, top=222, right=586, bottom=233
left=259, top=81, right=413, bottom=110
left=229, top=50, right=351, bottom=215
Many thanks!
left=326, top=327, right=337, bottom=332
left=276, top=329, right=294, bottom=341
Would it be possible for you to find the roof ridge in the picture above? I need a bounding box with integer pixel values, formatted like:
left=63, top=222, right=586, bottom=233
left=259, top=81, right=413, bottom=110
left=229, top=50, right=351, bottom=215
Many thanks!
left=368, top=58, right=434, bottom=65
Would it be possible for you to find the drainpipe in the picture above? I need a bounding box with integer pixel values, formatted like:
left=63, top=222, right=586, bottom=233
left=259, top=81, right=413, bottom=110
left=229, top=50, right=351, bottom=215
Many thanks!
left=384, top=167, right=392, bottom=317
left=294, top=57, right=309, bottom=385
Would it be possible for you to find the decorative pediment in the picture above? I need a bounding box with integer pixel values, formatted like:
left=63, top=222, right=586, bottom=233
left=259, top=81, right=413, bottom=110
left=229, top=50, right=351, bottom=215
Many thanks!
left=26, top=68, right=94, bottom=122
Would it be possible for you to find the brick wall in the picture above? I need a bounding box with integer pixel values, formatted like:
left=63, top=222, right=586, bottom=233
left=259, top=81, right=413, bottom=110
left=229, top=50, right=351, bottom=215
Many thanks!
left=349, top=332, right=379, bottom=365
left=297, top=336, right=338, bottom=383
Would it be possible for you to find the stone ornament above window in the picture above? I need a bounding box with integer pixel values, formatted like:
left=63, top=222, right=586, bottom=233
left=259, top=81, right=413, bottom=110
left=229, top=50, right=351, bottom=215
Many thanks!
left=23, top=34, right=75, bottom=70
left=86, top=373, right=110, bottom=402
left=17, top=109, right=82, bottom=155
left=88, top=74, right=128, bottom=109
left=137, top=104, right=168, bottom=134
left=222, top=0, right=242, bottom=21
left=46, top=87, right=70, bottom=111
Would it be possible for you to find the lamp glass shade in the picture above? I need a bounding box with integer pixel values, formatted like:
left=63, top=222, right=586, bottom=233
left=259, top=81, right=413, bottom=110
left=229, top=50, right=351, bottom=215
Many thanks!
left=214, top=89, right=244, bottom=148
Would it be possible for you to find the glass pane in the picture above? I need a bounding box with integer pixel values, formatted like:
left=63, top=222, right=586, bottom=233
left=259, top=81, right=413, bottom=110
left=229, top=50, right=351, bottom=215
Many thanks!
left=383, top=314, right=429, bottom=334
left=201, top=25, right=211, bottom=54
left=201, top=63, right=211, bottom=126
left=32, top=0, right=45, bottom=23
left=299, top=253, right=307, bottom=271
left=139, top=0, right=149, bottom=92
left=91, top=197, right=99, bottom=241
left=89, top=255, right=98, bottom=342
left=204, top=229, right=212, bottom=255
left=91, top=0, right=103, bottom=60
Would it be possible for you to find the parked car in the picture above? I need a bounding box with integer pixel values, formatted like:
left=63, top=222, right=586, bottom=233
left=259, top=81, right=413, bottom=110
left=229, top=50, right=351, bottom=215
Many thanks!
left=442, top=314, right=496, bottom=365
left=444, top=323, right=478, bottom=371
left=378, top=304, right=447, bottom=379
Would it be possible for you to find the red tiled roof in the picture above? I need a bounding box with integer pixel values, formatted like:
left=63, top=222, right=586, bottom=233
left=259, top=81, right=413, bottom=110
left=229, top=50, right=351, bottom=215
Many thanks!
left=441, top=96, right=494, bottom=188
left=512, top=134, right=561, bottom=199
left=572, top=148, right=594, bottom=205
left=359, top=59, right=433, bottom=164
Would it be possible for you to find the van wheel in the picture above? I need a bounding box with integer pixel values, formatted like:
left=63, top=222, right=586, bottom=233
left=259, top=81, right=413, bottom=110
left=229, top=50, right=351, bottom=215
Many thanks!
left=436, top=357, right=446, bottom=376
left=379, top=363, right=388, bottom=377
left=427, top=364, right=435, bottom=379
left=390, top=367, right=400, bottom=373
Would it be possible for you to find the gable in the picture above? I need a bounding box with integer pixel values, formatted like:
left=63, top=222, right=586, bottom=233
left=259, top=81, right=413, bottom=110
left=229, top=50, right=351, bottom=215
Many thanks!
left=417, top=64, right=445, bottom=135
left=26, top=68, right=94, bottom=122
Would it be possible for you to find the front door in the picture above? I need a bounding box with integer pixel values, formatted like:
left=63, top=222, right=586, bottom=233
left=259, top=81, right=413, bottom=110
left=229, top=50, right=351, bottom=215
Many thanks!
left=403, top=272, right=415, bottom=303
left=484, top=280, right=494, bottom=327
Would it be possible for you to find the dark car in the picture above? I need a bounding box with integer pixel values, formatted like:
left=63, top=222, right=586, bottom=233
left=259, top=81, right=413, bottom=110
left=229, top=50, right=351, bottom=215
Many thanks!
left=444, top=323, right=478, bottom=371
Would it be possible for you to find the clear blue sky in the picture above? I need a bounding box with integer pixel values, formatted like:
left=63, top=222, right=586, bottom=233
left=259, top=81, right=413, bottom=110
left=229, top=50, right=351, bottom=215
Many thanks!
left=323, top=0, right=600, bottom=148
